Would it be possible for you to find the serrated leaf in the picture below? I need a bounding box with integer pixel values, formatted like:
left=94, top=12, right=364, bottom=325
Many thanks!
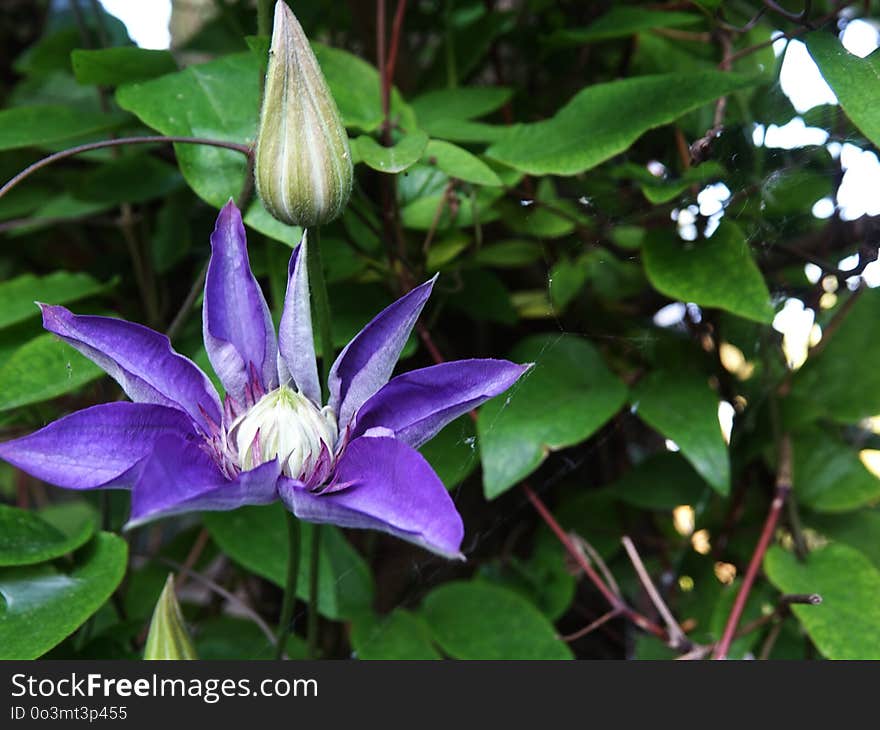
left=478, top=334, right=627, bottom=499
left=421, top=581, right=572, bottom=659
left=643, top=222, right=774, bottom=324
left=0, top=532, right=128, bottom=659
left=486, top=72, right=757, bottom=175
left=764, top=543, right=880, bottom=659
left=632, top=371, right=729, bottom=495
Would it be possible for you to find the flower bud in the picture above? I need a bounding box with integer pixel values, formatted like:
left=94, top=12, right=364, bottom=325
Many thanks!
left=255, top=1, right=353, bottom=227
left=229, top=385, right=338, bottom=481
left=143, top=575, right=197, bottom=660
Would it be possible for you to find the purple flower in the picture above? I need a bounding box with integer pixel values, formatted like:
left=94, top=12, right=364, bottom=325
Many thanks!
left=0, top=202, right=527, bottom=559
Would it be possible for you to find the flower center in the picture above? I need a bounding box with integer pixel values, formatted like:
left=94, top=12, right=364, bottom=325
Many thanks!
left=229, top=385, right=337, bottom=481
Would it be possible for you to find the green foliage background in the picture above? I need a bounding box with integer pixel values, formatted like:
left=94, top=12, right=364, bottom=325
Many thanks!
left=0, top=0, right=879, bottom=660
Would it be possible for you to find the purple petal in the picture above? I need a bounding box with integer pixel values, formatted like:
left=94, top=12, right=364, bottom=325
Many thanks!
left=328, top=276, right=436, bottom=428
left=353, top=359, right=529, bottom=448
left=277, top=233, right=320, bottom=404
left=278, top=435, right=464, bottom=559
left=40, top=304, right=221, bottom=433
left=127, top=436, right=281, bottom=528
left=203, top=201, right=278, bottom=405
left=0, top=403, right=194, bottom=490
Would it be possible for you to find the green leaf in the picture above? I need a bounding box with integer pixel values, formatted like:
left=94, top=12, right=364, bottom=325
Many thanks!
left=0, top=503, right=95, bottom=567
left=0, top=334, right=103, bottom=412
left=610, top=452, right=710, bottom=510
left=486, top=72, right=756, bottom=175
left=0, top=532, right=128, bottom=659
left=806, top=34, right=880, bottom=148
left=790, top=428, right=880, bottom=512
left=478, top=334, right=627, bottom=499
left=351, top=130, right=428, bottom=173
left=545, top=7, right=702, bottom=46
left=0, top=272, right=107, bottom=330
left=196, top=616, right=306, bottom=660
left=642, top=222, right=774, bottom=324
left=143, top=574, right=197, bottom=660
left=423, top=140, right=502, bottom=186
left=764, top=543, right=880, bottom=660
left=790, top=289, right=880, bottom=422
left=612, top=160, right=725, bottom=204
left=203, top=504, right=373, bottom=621
left=312, top=44, right=415, bottom=133
left=71, top=47, right=178, bottom=86
left=421, top=581, right=572, bottom=659
left=420, top=118, right=508, bottom=144
left=478, top=534, right=576, bottom=620
left=447, top=270, right=517, bottom=326
left=552, top=488, right=623, bottom=559
left=351, top=610, right=441, bottom=660
left=632, top=371, right=729, bottom=495
left=411, top=87, right=512, bottom=129
left=419, top=415, right=478, bottom=490
left=808, top=509, right=880, bottom=571
left=0, top=104, right=128, bottom=151
left=115, top=53, right=297, bottom=243
left=472, top=239, right=543, bottom=268
left=548, top=256, right=589, bottom=311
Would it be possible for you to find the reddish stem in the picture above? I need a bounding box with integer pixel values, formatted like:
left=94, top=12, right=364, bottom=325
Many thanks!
left=712, top=435, right=792, bottom=659
left=523, top=483, right=667, bottom=640
left=386, top=0, right=408, bottom=100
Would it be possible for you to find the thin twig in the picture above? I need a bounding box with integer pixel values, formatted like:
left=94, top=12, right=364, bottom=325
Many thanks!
left=0, top=136, right=253, bottom=202
left=712, top=435, right=793, bottom=659
left=570, top=532, right=621, bottom=598
left=621, top=536, right=688, bottom=649
left=148, top=555, right=281, bottom=655
left=560, top=608, right=621, bottom=643
left=523, top=483, right=668, bottom=640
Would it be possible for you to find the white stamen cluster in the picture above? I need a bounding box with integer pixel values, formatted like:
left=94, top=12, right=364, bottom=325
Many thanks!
left=228, top=385, right=337, bottom=481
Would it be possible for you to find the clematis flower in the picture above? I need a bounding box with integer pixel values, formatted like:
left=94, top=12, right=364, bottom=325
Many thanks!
left=0, top=202, right=527, bottom=558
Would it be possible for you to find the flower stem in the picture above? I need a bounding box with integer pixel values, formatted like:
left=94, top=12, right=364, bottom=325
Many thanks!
left=274, top=509, right=301, bottom=659
left=305, top=226, right=334, bottom=659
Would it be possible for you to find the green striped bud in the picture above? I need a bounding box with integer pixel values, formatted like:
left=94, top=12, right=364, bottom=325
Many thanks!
left=143, top=574, right=197, bottom=660
left=255, top=1, right=353, bottom=227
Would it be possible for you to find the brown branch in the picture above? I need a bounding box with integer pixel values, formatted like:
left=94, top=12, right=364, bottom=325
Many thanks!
left=712, top=435, right=793, bottom=659
left=524, top=483, right=668, bottom=640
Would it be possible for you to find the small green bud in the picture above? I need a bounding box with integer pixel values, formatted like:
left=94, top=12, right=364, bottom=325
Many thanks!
left=143, top=574, right=197, bottom=660
left=255, top=1, right=353, bottom=227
